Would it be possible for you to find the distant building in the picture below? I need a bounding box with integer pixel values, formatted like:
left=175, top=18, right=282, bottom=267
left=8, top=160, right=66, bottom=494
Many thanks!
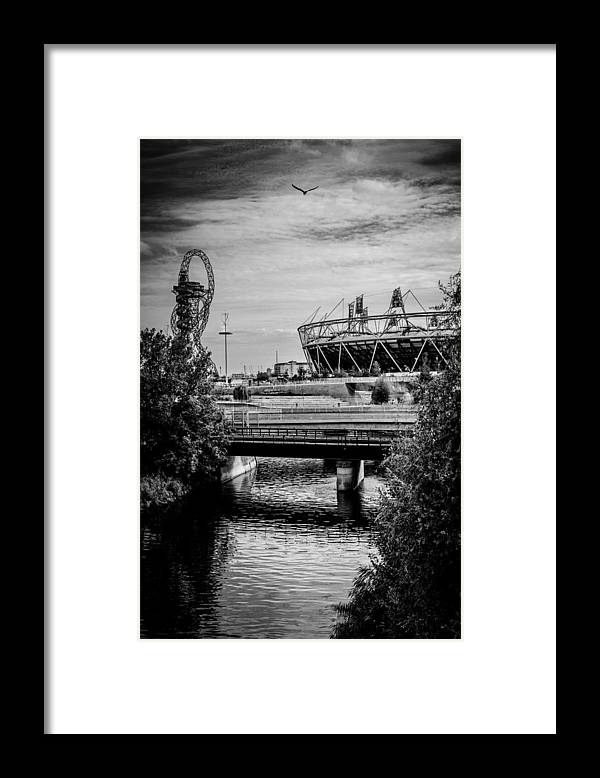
left=273, top=360, right=309, bottom=378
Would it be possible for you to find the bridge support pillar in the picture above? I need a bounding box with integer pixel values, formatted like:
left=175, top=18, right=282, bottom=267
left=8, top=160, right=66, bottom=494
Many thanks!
left=335, top=459, right=364, bottom=491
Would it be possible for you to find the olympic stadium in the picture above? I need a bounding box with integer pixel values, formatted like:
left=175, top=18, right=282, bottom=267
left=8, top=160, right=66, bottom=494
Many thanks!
left=297, top=287, right=459, bottom=376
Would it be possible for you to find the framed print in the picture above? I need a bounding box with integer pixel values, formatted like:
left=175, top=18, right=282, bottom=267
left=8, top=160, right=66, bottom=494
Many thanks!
left=46, top=44, right=556, bottom=734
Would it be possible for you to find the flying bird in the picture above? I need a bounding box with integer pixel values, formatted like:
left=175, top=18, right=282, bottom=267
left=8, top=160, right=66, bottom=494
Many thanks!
left=292, top=184, right=319, bottom=195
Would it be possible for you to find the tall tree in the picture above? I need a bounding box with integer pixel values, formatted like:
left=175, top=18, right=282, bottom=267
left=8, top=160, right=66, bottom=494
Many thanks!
left=140, top=329, right=232, bottom=501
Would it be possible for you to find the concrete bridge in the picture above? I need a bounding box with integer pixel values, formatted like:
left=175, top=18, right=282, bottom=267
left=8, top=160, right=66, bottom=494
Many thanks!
left=225, top=425, right=414, bottom=491
left=228, top=427, right=407, bottom=459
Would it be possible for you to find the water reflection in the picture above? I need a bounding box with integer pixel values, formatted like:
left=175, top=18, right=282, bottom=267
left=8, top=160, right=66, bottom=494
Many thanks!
left=141, top=457, right=382, bottom=638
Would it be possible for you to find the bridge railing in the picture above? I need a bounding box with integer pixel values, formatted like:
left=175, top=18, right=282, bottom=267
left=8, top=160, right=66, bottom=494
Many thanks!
left=247, top=405, right=416, bottom=414
left=221, top=405, right=418, bottom=423
left=231, top=426, right=413, bottom=445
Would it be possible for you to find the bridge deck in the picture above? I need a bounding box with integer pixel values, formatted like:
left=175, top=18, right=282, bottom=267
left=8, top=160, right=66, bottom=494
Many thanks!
left=228, top=426, right=412, bottom=460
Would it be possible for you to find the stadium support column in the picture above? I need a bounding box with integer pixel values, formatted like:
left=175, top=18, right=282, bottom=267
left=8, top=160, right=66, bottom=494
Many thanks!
left=335, top=459, right=364, bottom=491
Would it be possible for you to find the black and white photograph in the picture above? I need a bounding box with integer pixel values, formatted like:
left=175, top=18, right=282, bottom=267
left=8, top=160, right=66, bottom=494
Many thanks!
left=140, top=139, right=461, bottom=639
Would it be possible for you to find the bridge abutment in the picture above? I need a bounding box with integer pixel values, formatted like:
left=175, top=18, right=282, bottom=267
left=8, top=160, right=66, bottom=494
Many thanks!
left=221, top=455, right=258, bottom=483
left=335, top=459, right=364, bottom=491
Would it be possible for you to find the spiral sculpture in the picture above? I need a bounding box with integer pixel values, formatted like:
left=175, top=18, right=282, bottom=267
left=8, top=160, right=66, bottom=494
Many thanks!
left=170, top=249, right=215, bottom=342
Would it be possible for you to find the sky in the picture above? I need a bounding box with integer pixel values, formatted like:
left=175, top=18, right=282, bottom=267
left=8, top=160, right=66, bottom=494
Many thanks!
left=140, top=139, right=461, bottom=375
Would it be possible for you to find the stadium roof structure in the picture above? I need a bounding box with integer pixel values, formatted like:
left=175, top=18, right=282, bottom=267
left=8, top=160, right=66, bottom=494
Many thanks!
left=297, top=287, right=459, bottom=376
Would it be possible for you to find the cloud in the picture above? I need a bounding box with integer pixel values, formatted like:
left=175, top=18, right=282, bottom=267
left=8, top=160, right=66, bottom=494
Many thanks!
left=140, top=216, right=204, bottom=234
left=420, top=140, right=461, bottom=167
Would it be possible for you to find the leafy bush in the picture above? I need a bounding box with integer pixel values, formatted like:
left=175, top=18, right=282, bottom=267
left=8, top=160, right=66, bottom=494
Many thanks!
left=140, top=474, right=186, bottom=511
left=334, top=272, right=461, bottom=638
left=233, top=384, right=250, bottom=401
left=371, top=377, right=390, bottom=404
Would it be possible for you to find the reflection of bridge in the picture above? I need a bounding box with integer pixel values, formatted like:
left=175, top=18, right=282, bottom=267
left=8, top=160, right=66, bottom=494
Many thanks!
left=228, top=426, right=411, bottom=460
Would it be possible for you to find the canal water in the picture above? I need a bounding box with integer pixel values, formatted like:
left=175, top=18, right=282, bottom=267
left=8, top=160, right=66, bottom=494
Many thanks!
left=141, top=457, right=383, bottom=638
